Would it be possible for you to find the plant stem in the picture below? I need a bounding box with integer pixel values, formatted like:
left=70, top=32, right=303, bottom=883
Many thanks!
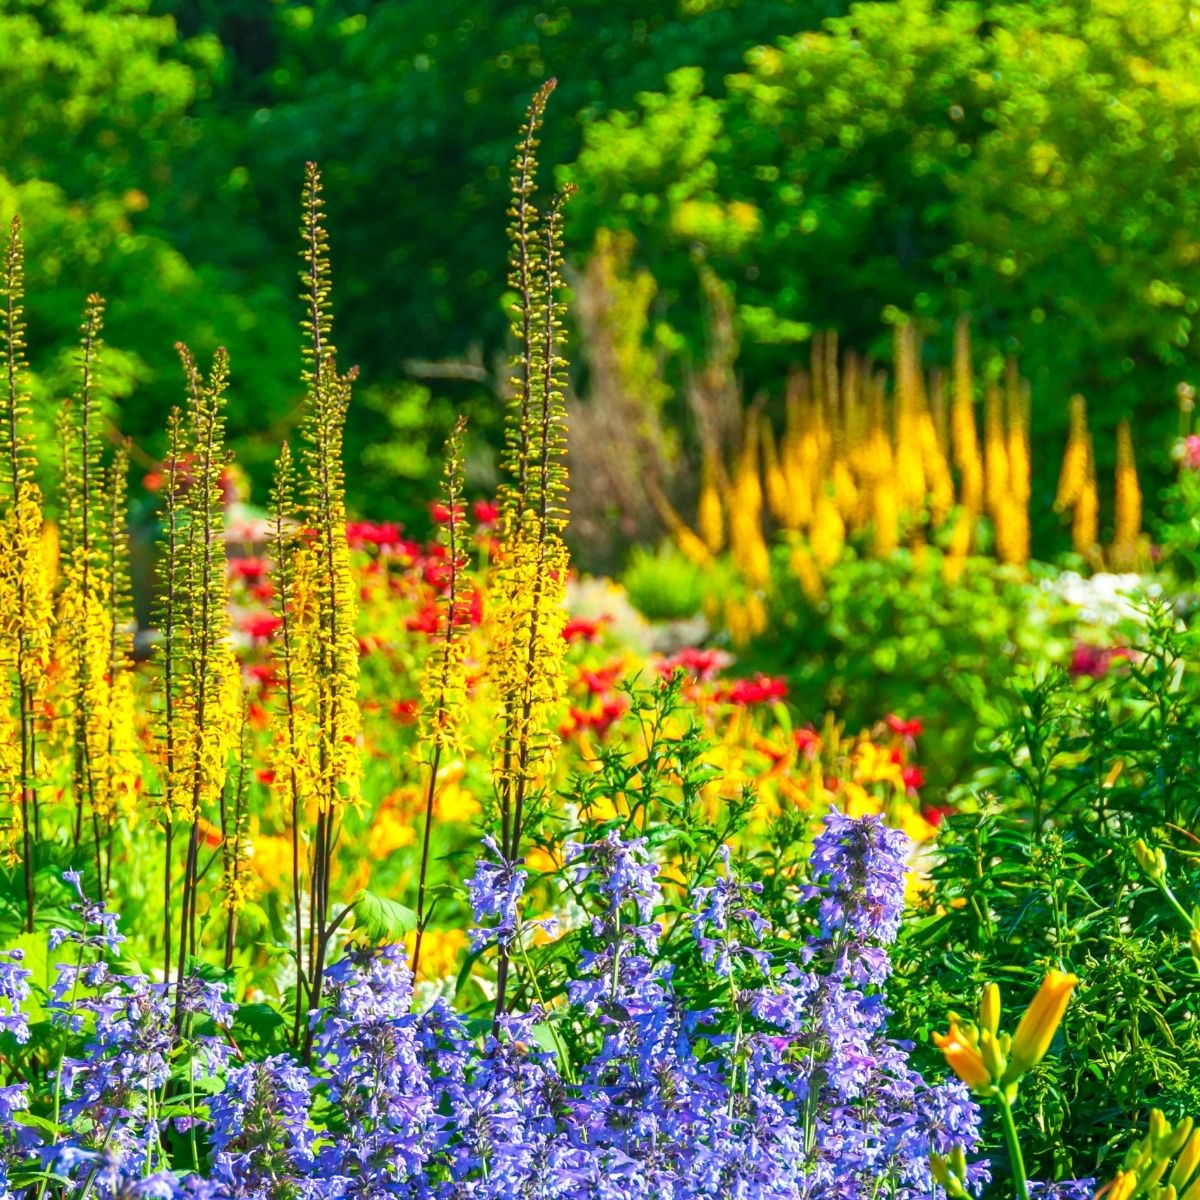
left=996, top=1092, right=1031, bottom=1200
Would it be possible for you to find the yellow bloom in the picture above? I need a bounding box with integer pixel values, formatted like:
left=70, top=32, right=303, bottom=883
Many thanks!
left=1008, top=970, right=1078, bottom=1077
left=248, top=834, right=293, bottom=886
left=405, top=927, right=467, bottom=982
left=434, top=778, right=481, bottom=824
left=933, top=1019, right=993, bottom=1090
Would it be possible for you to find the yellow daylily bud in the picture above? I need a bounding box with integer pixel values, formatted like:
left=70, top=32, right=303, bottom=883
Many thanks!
left=1006, top=970, right=1079, bottom=1078
left=1189, top=928, right=1200, bottom=964
left=929, top=1152, right=970, bottom=1199
left=1135, top=838, right=1167, bottom=884
left=1169, top=1130, right=1200, bottom=1192
left=980, top=982, right=1001, bottom=1037
left=1107, top=1170, right=1138, bottom=1200
left=933, top=1019, right=993, bottom=1091
left=1165, top=1117, right=1195, bottom=1161
left=1152, top=1109, right=1173, bottom=1146
left=979, top=1028, right=1007, bottom=1082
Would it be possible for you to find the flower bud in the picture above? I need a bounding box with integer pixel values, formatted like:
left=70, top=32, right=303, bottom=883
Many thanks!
left=1170, top=1130, right=1200, bottom=1192
left=1006, top=970, right=1079, bottom=1079
left=979, top=982, right=1001, bottom=1037
left=1135, top=838, right=1167, bottom=884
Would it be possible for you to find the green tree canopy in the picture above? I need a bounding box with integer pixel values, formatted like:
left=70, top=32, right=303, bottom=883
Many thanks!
left=568, top=0, right=1200, bottom=532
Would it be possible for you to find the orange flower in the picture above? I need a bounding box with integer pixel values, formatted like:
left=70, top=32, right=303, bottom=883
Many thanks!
left=933, top=1019, right=992, bottom=1090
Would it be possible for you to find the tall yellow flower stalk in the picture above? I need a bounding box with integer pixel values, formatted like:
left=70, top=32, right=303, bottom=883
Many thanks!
left=894, top=323, right=928, bottom=515
left=697, top=448, right=725, bottom=553
left=55, top=295, right=136, bottom=890
left=0, top=217, right=53, bottom=931
left=780, top=372, right=816, bottom=529
left=165, top=344, right=241, bottom=1007
left=99, top=441, right=138, bottom=869
left=413, top=416, right=470, bottom=979
left=488, top=81, right=573, bottom=1022
left=289, top=162, right=361, bottom=1057
left=997, top=364, right=1031, bottom=566
left=730, top=422, right=770, bottom=587
left=1073, top=433, right=1100, bottom=557
left=1055, top=395, right=1090, bottom=513
left=1112, top=418, right=1142, bottom=568
left=951, top=317, right=983, bottom=542
left=267, top=439, right=319, bottom=1044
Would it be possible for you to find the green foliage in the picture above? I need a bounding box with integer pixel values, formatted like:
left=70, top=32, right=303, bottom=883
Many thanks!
left=620, top=540, right=709, bottom=622
left=569, top=0, right=1200, bottom=539
left=893, top=600, right=1200, bottom=1185
left=748, top=548, right=1079, bottom=797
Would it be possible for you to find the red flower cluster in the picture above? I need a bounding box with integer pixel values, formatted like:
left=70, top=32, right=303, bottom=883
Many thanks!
left=560, top=695, right=629, bottom=740
left=563, top=616, right=605, bottom=644
left=885, top=714, right=923, bottom=739
left=718, top=674, right=788, bottom=706
left=1069, top=641, right=1132, bottom=680
left=242, top=613, right=283, bottom=641
left=656, top=647, right=733, bottom=683
left=346, top=521, right=409, bottom=552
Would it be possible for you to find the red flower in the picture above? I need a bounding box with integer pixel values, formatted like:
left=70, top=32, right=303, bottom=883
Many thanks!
left=474, top=499, right=500, bottom=525
left=722, top=674, right=788, bottom=706
left=247, top=663, right=277, bottom=688
left=580, top=661, right=624, bottom=696
left=658, top=647, right=733, bottom=682
left=346, top=521, right=404, bottom=550
left=886, top=714, right=923, bottom=739
left=561, top=694, right=629, bottom=739
left=793, top=727, right=822, bottom=758
left=405, top=604, right=440, bottom=635
left=563, top=616, right=604, bottom=644
left=243, top=612, right=283, bottom=641
left=922, top=805, right=954, bottom=827
left=233, top=557, right=268, bottom=581
left=143, top=470, right=164, bottom=493
left=430, top=502, right=463, bottom=524
left=1068, top=641, right=1133, bottom=679
left=462, top=589, right=484, bottom=626
left=902, top=765, right=925, bottom=792
left=391, top=699, right=419, bottom=724
left=256, top=768, right=276, bottom=786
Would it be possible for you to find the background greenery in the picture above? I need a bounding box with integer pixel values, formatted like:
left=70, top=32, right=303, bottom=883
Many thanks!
left=6, top=0, right=1199, bottom=548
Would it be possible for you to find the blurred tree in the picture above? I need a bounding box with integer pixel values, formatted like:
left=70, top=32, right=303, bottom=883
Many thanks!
left=567, top=0, right=1200, bottom=547
left=0, top=0, right=297, bottom=485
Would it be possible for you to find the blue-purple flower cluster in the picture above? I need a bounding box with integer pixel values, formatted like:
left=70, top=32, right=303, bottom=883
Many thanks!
left=0, top=814, right=986, bottom=1198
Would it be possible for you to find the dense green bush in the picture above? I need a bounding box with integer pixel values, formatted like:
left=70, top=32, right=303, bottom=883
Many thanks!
left=893, top=600, right=1200, bottom=1186
left=743, top=548, right=1079, bottom=797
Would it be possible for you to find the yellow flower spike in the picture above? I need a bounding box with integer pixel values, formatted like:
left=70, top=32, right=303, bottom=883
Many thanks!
left=933, top=1018, right=993, bottom=1091
left=1005, top=970, right=1079, bottom=1079
left=979, top=982, right=1001, bottom=1037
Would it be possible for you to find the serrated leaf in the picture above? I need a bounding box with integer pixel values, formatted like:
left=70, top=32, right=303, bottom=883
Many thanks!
left=351, top=890, right=417, bottom=943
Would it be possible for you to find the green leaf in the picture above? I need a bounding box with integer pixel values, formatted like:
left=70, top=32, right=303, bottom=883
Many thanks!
left=351, top=890, right=417, bottom=943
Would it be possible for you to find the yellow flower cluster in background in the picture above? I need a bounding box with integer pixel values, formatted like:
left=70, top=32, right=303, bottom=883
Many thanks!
left=669, top=318, right=1148, bottom=633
